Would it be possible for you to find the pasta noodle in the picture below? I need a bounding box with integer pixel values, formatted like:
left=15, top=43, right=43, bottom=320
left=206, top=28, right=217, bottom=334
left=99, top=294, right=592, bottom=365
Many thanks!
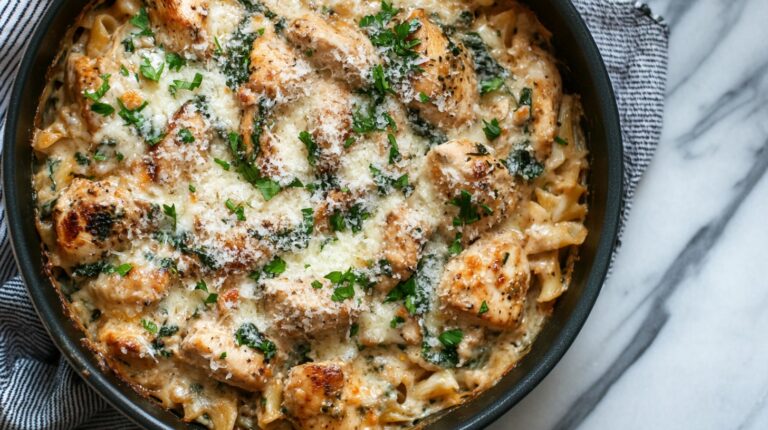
left=30, top=0, right=590, bottom=428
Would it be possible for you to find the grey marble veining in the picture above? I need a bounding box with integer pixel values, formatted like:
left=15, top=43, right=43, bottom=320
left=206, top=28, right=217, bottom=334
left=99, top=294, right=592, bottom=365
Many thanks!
left=492, top=0, right=768, bottom=428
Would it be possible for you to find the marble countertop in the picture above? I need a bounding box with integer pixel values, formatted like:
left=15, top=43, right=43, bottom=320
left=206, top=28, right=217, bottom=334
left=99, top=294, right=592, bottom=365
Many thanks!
left=492, top=0, right=768, bottom=428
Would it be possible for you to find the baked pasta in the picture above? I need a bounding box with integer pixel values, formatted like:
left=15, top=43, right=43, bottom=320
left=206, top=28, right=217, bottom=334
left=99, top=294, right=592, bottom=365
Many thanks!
left=31, top=0, right=589, bottom=428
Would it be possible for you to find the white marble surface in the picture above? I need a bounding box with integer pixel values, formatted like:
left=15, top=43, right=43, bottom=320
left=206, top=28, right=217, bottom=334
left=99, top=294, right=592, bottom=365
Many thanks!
left=492, top=0, right=768, bottom=429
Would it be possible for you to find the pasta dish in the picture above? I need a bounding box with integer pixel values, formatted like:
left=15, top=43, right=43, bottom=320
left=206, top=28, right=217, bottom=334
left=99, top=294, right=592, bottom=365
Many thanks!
left=30, top=0, right=589, bottom=428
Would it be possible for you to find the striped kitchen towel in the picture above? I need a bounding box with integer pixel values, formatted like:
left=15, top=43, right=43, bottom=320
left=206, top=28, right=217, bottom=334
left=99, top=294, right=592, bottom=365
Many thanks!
left=0, top=1, right=668, bottom=429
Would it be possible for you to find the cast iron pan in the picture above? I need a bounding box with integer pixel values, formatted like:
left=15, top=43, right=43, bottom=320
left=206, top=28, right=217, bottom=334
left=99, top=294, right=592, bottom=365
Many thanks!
left=2, top=0, right=623, bottom=428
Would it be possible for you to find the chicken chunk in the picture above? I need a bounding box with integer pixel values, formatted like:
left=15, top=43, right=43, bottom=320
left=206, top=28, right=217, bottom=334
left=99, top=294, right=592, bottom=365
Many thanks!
left=180, top=319, right=272, bottom=392
left=425, top=139, right=519, bottom=244
left=146, top=0, right=209, bottom=56
left=283, top=362, right=346, bottom=428
left=285, top=13, right=377, bottom=88
left=497, top=6, right=562, bottom=159
left=53, top=178, right=152, bottom=264
left=438, top=231, right=530, bottom=329
left=145, top=101, right=211, bottom=185
left=306, top=81, right=354, bottom=174
left=406, top=10, right=478, bottom=129
left=98, top=319, right=155, bottom=362
left=88, top=264, right=172, bottom=307
left=378, top=207, right=430, bottom=291
left=66, top=54, right=104, bottom=133
left=190, top=219, right=273, bottom=273
left=263, top=277, right=361, bottom=337
left=237, top=28, right=310, bottom=105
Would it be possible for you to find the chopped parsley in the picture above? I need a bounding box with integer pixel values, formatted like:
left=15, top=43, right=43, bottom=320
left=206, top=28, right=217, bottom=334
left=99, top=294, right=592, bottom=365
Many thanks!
left=119, top=65, right=130, bottom=77
left=480, top=76, right=505, bottom=95
left=166, top=52, right=186, bottom=71
left=115, top=263, right=133, bottom=277
left=482, top=118, right=501, bottom=140
left=141, top=319, right=158, bottom=334
left=225, top=199, right=246, bottom=221
left=227, top=130, right=283, bottom=201
left=329, top=204, right=370, bottom=233
left=178, top=128, right=195, bottom=143
left=555, top=136, right=568, bottom=146
left=478, top=300, right=489, bottom=315
left=418, top=92, right=430, bottom=103
left=83, top=74, right=111, bottom=101
left=139, top=57, right=164, bottom=82
left=324, top=268, right=371, bottom=302
left=188, top=184, right=196, bottom=193
left=90, top=102, right=114, bottom=116
left=213, top=158, right=230, bottom=171
left=263, top=256, right=286, bottom=277
left=169, top=72, right=203, bottom=96
left=369, top=164, right=411, bottom=196
left=390, top=316, right=405, bottom=328
left=204, top=293, right=218, bottom=305
left=298, top=131, right=318, bottom=166
left=387, top=133, right=401, bottom=164
left=448, top=233, right=463, bottom=255
left=450, top=190, right=482, bottom=226
left=116, top=98, right=148, bottom=126
left=235, top=323, right=277, bottom=361
left=195, top=280, right=208, bottom=292
left=311, top=280, right=323, bottom=289
left=331, top=284, right=355, bottom=302
left=162, top=204, right=177, bottom=229
left=438, top=329, right=464, bottom=348
left=372, top=64, right=394, bottom=96
left=84, top=74, right=113, bottom=115
left=129, top=7, right=153, bottom=37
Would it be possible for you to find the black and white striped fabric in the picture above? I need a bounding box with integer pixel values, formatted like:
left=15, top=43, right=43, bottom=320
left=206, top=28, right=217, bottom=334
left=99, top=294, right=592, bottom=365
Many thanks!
left=0, top=1, right=668, bottom=428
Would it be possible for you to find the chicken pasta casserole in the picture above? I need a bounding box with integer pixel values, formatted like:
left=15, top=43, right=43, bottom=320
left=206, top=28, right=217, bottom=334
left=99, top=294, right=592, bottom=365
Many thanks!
left=31, top=0, right=589, bottom=428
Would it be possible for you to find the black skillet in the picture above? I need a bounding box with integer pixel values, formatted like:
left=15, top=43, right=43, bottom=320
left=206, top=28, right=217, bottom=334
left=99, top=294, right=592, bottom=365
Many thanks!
left=2, top=0, right=623, bottom=428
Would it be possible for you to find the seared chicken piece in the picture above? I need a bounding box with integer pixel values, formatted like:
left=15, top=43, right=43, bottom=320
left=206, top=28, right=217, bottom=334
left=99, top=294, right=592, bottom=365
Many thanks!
left=66, top=54, right=105, bottom=133
left=497, top=6, right=562, bottom=159
left=191, top=220, right=273, bottom=273
left=283, top=362, right=346, bottom=429
left=406, top=10, right=478, bottom=129
left=378, top=207, right=430, bottom=291
left=285, top=13, right=377, bottom=88
left=146, top=101, right=211, bottom=185
left=306, top=81, right=354, bottom=174
left=263, top=277, right=361, bottom=337
left=238, top=28, right=309, bottom=105
left=438, top=231, right=530, bottom=329
left=53, top=178, right=151, bottom=264
left=88, top=264, right=173, bottom=307
left=98, top=319, right=155, bottom=362
left=180, top=319, right=272, bottom=392
left=146, top=0, right=209, bottom=55
left=425, top=139, right=519, bottom=244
